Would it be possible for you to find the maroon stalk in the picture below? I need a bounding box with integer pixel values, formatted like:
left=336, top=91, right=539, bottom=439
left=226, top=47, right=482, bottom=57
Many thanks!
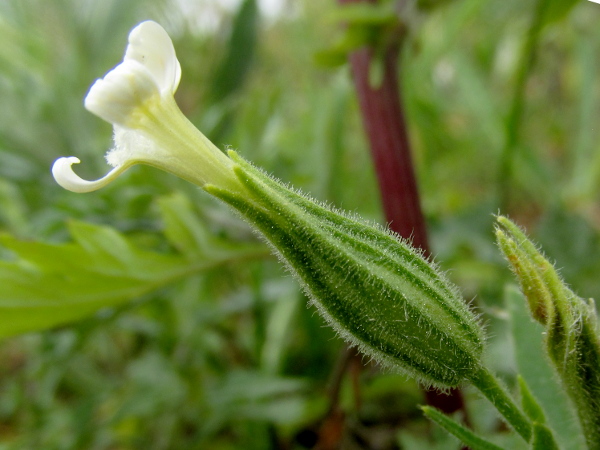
left=338, top=0, right=467, bottom=418
left=346, top=45, right=429, bottom=252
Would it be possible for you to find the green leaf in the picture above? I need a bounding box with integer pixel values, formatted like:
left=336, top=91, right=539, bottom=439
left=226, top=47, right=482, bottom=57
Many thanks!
left=314, top=24, right=378, bottom=68
left=0, top=202, right=268, bottom=339
left=202, top=370, right=312, bottom=436
left=467, top=366, right=532, bottom=442
left=314, top=2, right=402, bottom=69
left=505, top=285, right=582, bottom=450
left=420, top=406, right=504, bottom=450
left=517, top=375, right=546, bottom=424
left=0, top=178, right=28, bottom=236
left=532, top=423, right=560, bottom=450
left=517, top=376, right=561, bottom=449
left=209, top=0, right=258, bottom=103
left=540, top=0, right=579, bottom=28
left=498, top=217, right=600, bottom=448
left=158, top=192, right=262, bottom=261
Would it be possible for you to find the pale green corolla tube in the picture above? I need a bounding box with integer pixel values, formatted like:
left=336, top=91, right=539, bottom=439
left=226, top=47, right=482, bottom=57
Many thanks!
left=53, top=21, right=486, bottom=390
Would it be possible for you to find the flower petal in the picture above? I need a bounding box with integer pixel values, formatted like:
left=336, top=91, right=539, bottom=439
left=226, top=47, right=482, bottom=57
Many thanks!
left=84, top=60, right=158, bottom=126
left=52, top=157, right=131, bottom=193
left=124, top=20, right=181, bottom=95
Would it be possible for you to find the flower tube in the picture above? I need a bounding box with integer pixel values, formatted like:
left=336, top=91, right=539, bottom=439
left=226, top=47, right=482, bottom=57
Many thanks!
left=53, top=20, right=242, bottom=194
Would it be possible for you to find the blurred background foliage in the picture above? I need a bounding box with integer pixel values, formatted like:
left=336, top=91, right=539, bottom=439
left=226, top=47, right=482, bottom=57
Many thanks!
left=0, top=0, right=599, bottom=448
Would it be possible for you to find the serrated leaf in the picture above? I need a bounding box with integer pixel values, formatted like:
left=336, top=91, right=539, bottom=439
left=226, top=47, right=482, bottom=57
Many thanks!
left=0, top=215, right=268, bottom=339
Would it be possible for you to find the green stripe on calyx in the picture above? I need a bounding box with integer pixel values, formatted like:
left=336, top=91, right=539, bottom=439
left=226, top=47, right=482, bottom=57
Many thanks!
left=206, top=153, right=484, bottom=388
left=231, top=154, right=483, bottom=346
left=232, top=153, right=479, bottom=340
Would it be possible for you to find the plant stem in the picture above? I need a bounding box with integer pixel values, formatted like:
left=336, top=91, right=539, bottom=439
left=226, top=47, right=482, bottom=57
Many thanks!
left=467, top=366, right=533, bottom=443
left=343, top=40, right=428, bottom=251
left=338, top=0, right=466, bottom=418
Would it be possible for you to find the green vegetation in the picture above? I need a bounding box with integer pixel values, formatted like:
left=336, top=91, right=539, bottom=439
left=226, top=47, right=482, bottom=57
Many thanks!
left=0, top=0, right=599, bottom=448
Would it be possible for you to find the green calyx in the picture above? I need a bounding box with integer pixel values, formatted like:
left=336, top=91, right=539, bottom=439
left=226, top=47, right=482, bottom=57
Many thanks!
left=205, top=152, right=485, bottom=389
left=496, top=215, right=600, bottom=447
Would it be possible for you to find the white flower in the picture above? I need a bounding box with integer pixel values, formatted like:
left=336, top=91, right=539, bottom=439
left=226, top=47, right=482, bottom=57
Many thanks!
left=53, top=21, right=239, bottom=194
left=84, top=21, right=181, bottom=127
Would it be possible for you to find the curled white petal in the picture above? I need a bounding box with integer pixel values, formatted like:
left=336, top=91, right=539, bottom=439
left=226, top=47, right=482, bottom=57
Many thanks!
left=84, top=60, right=158, bottom=126
left=53, top=21, right=199, bottom=195
left=124, top=20, right=181, bottom=95
left=52, top=157, right=131, bottom=193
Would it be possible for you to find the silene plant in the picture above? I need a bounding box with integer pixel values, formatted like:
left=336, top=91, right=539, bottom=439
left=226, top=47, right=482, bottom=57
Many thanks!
left=53, top=21, right=600, bottom=449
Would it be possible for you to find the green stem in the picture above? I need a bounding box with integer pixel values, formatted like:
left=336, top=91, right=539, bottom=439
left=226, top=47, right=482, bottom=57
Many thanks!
left=467, top=366, right=533, bottom=443
left=497, top=0, right=551, bottom=211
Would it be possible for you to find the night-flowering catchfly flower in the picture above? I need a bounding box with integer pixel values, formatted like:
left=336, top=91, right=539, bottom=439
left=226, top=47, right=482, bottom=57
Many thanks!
left=52, top=20, right=241, bottom=194
left=53, top=21, right=487, bottom=390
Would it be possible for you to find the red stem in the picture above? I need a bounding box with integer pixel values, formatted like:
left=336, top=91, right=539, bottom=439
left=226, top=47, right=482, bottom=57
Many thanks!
left=346, top=46, right=429, bottom=252
left=338, top=0, right=467, bottom=419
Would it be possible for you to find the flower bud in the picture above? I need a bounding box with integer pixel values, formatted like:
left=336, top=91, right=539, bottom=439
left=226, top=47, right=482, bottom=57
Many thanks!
left=206, top=153, right=485, bottom=389
left=496, top=215, right=600, bottom=447
left=53, top=19, right=485, bottom=391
